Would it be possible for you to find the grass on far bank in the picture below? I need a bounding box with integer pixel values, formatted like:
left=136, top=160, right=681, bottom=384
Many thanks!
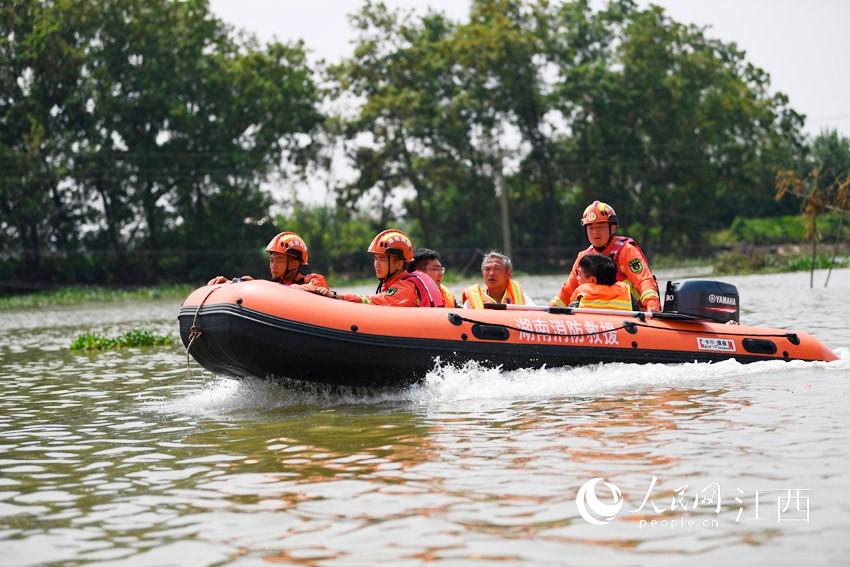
left=4, top=243, right=849, bottom=312
left=712, top=250, right=850, bottom=275
left=0, top=284, right=195, bottom=310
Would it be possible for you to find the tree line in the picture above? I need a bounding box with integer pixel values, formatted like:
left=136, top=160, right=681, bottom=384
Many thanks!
left=2, top=0, right=848, bottom=287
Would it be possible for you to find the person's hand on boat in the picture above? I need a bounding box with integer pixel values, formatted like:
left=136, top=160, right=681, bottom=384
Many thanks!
left=293, top=283, right=339, bottom=299
left=207, top=275, right=253, bottom=286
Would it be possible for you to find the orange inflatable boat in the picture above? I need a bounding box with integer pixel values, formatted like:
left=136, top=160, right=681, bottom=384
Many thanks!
left=178, top=280, right=838, bottom=387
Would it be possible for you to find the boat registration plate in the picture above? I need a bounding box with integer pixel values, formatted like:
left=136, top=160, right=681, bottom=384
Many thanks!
left=696, top=337, right=736, bottom=352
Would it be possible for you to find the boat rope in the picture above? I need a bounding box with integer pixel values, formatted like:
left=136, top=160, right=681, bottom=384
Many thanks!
left=185, top=285, right=223, bottom=376
left=449, top=313, right=799, bottom=343
left=629, top=322, right=799, bottom=342
left=448, top=313, right=634, bottom=339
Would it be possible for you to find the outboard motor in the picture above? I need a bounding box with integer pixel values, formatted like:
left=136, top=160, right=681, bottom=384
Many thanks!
left=663, top=280, right=740, bottom=323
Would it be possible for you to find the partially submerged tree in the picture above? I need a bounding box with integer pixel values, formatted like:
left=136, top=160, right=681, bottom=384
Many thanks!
left=775, top=130, right=850, bottom=287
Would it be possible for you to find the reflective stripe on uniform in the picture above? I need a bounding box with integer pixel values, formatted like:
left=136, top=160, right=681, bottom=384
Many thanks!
left=462, top=279, right=527, bottom=308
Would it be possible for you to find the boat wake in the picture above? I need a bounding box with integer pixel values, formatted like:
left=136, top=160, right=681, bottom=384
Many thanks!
left=150, top=347, right=849, bottom=417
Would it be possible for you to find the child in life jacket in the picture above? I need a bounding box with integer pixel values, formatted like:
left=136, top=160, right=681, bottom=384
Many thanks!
left=565, top=254, right=637, bottom=311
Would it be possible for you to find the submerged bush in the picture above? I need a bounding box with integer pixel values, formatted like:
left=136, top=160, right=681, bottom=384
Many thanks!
left=70, top=330, right=173, bottom=351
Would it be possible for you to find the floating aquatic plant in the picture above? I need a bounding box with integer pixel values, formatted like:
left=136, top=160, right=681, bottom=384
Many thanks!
left=70, top=330, right=173, bottom=351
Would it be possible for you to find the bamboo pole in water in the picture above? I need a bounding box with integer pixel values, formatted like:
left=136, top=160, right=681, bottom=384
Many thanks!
left=824, top=213, right=845, bottom=288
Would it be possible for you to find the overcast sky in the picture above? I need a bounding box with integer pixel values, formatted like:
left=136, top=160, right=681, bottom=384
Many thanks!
left=209, top=0, right=850, bottom=138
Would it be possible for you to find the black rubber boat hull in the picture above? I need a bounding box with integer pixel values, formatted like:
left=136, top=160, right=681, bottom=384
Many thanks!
left=179, top=304, right=785, bottom=387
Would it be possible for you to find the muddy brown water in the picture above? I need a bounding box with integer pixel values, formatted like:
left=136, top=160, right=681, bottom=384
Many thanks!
left=1, top=270, right=848, bottom=565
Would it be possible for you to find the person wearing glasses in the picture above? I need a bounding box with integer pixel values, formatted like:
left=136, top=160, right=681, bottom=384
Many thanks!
left=408, top=248, right=459, bottom=308
left=461, top=251, right=535, bottom=309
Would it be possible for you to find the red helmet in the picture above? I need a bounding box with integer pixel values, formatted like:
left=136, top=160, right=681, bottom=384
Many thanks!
left=580, top=200, right=618, bottom=226
left=265, top=231, right=309, bottom=264
left=367, top=229, right=414, bottom=262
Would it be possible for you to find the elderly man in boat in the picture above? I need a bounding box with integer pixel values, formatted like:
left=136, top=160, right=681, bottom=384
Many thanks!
left=207, top=231, right=328, bottom=287
left=461, top=251, right=535, bottom=308
left=297, top=229, right=445, bottom=307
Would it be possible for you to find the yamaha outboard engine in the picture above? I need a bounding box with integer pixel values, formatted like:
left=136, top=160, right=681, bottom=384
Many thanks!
left=663, top=280, right=740, bottom=323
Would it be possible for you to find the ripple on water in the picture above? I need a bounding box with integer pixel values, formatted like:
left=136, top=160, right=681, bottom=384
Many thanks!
left=0, top=275, right=849, bottom=564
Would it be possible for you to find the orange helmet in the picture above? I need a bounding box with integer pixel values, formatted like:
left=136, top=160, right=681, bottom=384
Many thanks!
left=367, top=229, right=414, bottom=262
left=580, top=200, right=618, bottom=226
left=265, top=231, right=309, bottom=264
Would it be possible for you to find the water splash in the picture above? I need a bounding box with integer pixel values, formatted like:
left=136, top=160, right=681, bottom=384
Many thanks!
left=148, top=352, right=849, bottom=417
left=411, top=354, right=850, bottom=403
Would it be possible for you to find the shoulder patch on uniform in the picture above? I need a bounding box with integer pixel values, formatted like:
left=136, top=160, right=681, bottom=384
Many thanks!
left=629, top=258, right=643, bottom=273
left=385, top=287, right=397, bottom=296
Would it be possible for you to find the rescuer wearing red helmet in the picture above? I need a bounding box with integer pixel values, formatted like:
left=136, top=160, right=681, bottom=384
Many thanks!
left=550, top=201, right=660, bottom=311
left=298, top=229, right=445, bottom=307
left=206, top=231, right=328, bottom=288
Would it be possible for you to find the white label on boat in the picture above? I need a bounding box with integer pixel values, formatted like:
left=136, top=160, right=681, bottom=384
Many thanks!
left=696, top=337, right=736, bottom=352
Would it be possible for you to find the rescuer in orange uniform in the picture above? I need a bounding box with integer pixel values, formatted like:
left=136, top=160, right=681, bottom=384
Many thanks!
left=551, top=201, right=660, bottom=311
left=566, top=254, right=634, bottom=311
left=207, top=231, right=328, bottom=288
left=298, top=229, right=444, bottom=307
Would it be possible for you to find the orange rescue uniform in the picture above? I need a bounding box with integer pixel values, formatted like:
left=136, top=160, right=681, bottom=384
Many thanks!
left=340, top=271, right=421, bottom=307
left=292, top=273, right=328, bottom=288
left=552, top=236, right=660, bottom=310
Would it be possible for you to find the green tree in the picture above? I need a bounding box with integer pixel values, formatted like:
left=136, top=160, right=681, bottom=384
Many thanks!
left=2, top=0, right=323, bottom=284
left=332, top=0, right=804, bottom=260
left=545, top=0, right=803, bottom=248
left=0, top=0, right=91, bottom=277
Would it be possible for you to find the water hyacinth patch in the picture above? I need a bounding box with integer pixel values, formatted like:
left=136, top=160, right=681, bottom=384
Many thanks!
left=70, top=330, right=173, bottom=351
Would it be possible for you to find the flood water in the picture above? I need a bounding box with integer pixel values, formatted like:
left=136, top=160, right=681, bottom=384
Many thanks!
left=1, top=269, right=849, bottom=565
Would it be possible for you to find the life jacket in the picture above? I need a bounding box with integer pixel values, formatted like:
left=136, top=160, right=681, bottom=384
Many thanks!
left=570, top=281, right=632, bottom=311
left=401, top=271, right=445, bottom=307
left=440, top=284, right=457, bottom=308
left=584, top=236, right=638, bottom=283
left=462, top=279, right=526, bottom=309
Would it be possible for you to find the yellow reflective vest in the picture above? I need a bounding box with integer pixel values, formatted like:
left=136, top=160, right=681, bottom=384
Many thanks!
left=461, top=279, right=526, bottom=309
left=440, top=284, right=458, bottom=308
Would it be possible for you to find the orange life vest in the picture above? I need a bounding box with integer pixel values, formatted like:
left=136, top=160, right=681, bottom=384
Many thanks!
left=569, top=281, right=632, bottom=311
